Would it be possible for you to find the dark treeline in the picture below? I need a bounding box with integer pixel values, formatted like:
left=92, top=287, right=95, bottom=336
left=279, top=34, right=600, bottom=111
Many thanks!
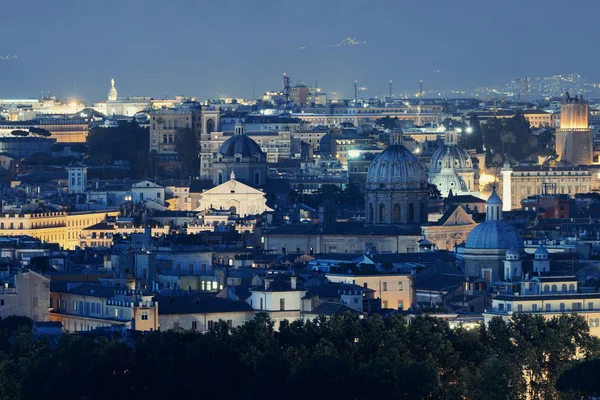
left=0, top=313, right=598, bottom=400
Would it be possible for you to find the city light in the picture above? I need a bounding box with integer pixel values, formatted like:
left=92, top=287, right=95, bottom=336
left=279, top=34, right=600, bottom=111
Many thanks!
left=348, top=150, right=361, bottom=159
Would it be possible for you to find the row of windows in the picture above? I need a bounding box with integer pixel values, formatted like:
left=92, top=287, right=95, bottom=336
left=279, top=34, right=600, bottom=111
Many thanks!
left=381, top=282, right=403, bottom=291
left=498, top=301, right=591, bottom=312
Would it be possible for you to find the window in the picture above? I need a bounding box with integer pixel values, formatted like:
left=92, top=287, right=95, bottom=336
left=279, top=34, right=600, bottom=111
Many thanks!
left=141, top=312, right=149, bottom=321
left=560, top=303, right=565, bottom=311
left=561, top=284, right=567, bottom=292
left=280, top=298, right=285, bottom=311
left=382, top=282, right=388, bottom=292
left=115, top=309, right=119, bottom=318
left=32, top=297, right=38, bottom=308
left=498, top=303, right=504, bottom=311
left=544, top=285, right=549, bottom=292
left=382, top=300, right=388, bottom=309
left=572, top=302, right=582, bottom=311
left=532, top=304, right=538, bottom=312
left=191, top=321, right=197, bottom=331
left=398, top=301, right=403, bottom=310
left=517, top=304, right=523, bottom=312
left=73, top=301, right=77, bottom=311
left=546, top=303, right=552, bottom=312
left=569, top=284, right=575, bottom=292
left=398, top=282, right=403, bottom=291
left=207, top=321, right=214, bottom=330
left=589, top=302, right=594, bottom=310
left=551, top=284, right=557, bottom=292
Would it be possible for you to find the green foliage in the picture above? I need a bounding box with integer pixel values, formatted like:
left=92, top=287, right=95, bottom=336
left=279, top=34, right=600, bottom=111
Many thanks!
left=10, top=130, right=29, bottom=137
left=174, top=128, right=199, bottom=176
left=0, top=313, right=595, bottom=399
left=87, top=121, right=149, bottom=178
left=28, top=127, right=51, bottom=137
left=481, top=114, right=553, bottom=167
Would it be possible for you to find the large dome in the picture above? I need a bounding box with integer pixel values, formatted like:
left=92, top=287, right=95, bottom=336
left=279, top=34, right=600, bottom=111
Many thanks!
left=465, top=220, right=523, bottom=250
left=218, top=134, right=263, bottom=157
left=366, top=143, right=427, bottom=190
left=429, top=145, right=472, bottom=173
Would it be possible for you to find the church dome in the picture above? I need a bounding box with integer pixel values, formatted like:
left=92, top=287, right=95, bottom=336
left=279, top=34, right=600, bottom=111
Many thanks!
left=218, top=134, right=263, bottom=158
left=429, top=145, right=472, bottom=173
left=366, top=131, right=427, bottom=190
left=430, top=169, right=468, bottom=193
left=465, top=221, right=523, bottom=250
left=465, top=188, right=523, bottom=250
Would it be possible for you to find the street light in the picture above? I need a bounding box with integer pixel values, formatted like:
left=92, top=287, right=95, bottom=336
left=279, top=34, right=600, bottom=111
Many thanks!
left=466, top=126, right=473, bottom=134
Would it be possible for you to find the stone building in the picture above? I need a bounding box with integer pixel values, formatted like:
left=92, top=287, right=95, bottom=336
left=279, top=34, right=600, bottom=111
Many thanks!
left=456, top=189, right=523, bottom=282
left=149, top=104, right=201, bottom=159
left=365, top=129, right=428, bottom=225
left=499, top=164, right=592, bottom=210
left=211, top=123, right=267, bottom=187
left=428, top=127, right=477, bottom=197
left=555, top=93, right=592, bottom=166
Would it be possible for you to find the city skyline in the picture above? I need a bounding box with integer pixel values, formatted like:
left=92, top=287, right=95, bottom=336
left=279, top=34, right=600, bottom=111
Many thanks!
left=1, top=0, right=600, bottom=101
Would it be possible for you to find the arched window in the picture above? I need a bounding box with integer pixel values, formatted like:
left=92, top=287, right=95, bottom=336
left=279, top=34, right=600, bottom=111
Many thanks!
left=254, top=171, right=260, bottom=185
left=544, top=285, right=549, bottom=293
left=163, top=135, right=167, bottom=144
left=561, top=284, right=567, bottom=292
left=551, top=285, right=557, bottom=292
left=408, top=203, right=414, bottom=222
left=369, top=203, right=374, bottom=222
left=168, top=135, right=174, bottom=144
left=379, top=204, right=386, bottom=223
left=393, top=204, right=401, bottom=222
left=569, top=283, right=575, bottom=292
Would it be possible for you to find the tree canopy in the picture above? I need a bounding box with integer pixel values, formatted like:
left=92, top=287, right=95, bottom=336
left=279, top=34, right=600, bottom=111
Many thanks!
left=86, top=121, right=149, bottom=178
left=0, top=313, right=596, bottom=400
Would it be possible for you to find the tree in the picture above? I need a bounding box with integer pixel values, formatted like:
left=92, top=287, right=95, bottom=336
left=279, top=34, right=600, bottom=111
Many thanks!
left=428, top=183, right=442, bottom=198
left=28, top=127, right=51, bottom=137
left=10, top=130, right=28, bottom=137
left=86, top=121, right=149, bottom=178
left=174, top=128, right=199, bottom=176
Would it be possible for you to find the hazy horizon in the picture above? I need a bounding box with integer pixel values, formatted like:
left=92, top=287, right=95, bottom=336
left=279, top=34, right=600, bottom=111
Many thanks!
left=1, top=0, right=599, bottom=103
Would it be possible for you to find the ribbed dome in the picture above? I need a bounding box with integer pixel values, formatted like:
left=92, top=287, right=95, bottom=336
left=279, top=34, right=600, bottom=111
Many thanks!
left=431, top=169, right=468, bottom=192
left=465, top=221, right=523, bottom=250
left=218, top=134, right=263, bottom=157
left=366, top=144, right=427, bottom=189
left=429, top=145, right=472, bottom=173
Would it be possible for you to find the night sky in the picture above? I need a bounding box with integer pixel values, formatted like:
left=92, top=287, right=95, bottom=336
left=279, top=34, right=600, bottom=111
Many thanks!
left=0, top=0, right=598, bottom=102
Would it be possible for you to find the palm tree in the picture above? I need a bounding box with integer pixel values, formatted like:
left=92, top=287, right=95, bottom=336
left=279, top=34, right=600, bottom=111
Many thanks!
left=501, top=132, right=517, bottom=157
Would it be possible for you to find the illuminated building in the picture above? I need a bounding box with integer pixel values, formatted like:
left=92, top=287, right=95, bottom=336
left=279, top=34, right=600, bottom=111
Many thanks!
left=0, top=210, right=119, bottom=250
left=555, top=93, right=592, bottom=165
left=428, top=127, right=477, bottom=197
left=499, top=165, right=592, bottom=210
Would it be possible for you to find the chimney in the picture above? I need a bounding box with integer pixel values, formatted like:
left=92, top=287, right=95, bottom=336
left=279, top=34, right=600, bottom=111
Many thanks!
left=291, top=276, right=297, bottom=290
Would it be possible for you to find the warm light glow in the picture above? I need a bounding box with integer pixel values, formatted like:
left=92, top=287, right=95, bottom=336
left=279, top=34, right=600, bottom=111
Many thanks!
left=348, top=150, right=361, bottom=159
left=479, top=173, right=496, bottom=187
left=466, top=127, right=473, bottom=134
